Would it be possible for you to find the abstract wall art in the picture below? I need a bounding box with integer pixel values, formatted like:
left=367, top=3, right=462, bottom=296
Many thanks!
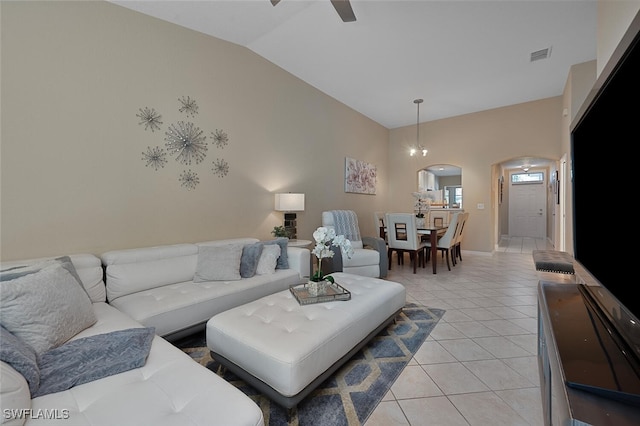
left=345, top=157, right=376, bottom=195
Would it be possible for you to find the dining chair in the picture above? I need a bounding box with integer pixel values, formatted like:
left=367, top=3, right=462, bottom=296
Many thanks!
left=373, top=211, right=387, bottom=241
left=385, top=213, right=428, bottom=274
left=424, top=212, right=462, bottom=271
left=430, top=210, right=452, bottom=227
left=453, top=212, right=469, bottom=262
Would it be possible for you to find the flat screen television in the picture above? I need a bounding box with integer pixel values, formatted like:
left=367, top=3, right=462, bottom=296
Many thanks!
left=571, top=12, right=640, bottom=319
left=570, top=11, right=640, bottom=381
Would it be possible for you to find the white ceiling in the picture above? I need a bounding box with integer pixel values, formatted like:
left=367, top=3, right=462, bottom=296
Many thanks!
left=110, top=0, right=597, bottom=131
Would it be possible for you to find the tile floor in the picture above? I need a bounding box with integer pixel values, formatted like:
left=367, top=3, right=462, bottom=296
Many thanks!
left=365, top=237, right=553, bottom=426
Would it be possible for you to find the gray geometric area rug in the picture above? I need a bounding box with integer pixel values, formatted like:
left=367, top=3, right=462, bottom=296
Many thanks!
left=174, top=303, right=445, bottom=426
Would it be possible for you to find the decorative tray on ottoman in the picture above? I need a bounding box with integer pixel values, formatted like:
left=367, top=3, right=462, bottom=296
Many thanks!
left=289, top=282, right=351, bottom=305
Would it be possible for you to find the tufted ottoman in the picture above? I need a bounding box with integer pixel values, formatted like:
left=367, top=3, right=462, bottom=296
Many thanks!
left=205, top=272, right=406, bottom=411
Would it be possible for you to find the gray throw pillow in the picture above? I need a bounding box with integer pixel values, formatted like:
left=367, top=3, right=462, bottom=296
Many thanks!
left=0, top=262, right=97, bottom=355
left=263, top=237, right=289, bottom=269
left=0, top=326, right=40, bottom=395
left=255, top=244, right=281, bottom=275
left=193, top=244, right=243, bottom=282
left=55, top=256, right=90, bottom=296
left=240, top=242, right=263, bottom=278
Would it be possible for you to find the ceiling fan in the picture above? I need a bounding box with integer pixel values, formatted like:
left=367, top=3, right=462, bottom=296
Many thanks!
left=270, top=0, right=356, bottom=23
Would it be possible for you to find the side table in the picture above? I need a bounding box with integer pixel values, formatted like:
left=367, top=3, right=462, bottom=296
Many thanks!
left=287, top=239, right=312, bottom=248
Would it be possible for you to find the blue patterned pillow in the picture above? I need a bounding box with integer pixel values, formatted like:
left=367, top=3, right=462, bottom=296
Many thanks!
left=240, top=242, right=263, bottom=278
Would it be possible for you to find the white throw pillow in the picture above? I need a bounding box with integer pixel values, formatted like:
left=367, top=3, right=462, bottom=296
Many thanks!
left=0, top=262, right=97, bottom=355
left=255, top=244, right=281, bottom=275
left=193, top=244, right=243, bottom=282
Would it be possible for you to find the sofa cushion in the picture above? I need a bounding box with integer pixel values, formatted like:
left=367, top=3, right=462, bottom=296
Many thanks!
left=239, top=242, right=263, bottom=278
left=0, top=361, right=31, bottom=426
left=105, top=254, right=198, bottom=302
left=0, top=326, right=39, bottom=395
left=255, top=243, right=280, bottom=275
left=263, top=237, right=289, bottom=269
left=109, top=269, right=304, bottom=338
left=0, top=261, right=97, bottom=354
left=194, top=244, right=243, bottom=282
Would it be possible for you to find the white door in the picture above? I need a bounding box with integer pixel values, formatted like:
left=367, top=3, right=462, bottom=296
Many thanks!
left=560, top=156, right=567, bottom=251
left=509, top=181, right=546, bottom=238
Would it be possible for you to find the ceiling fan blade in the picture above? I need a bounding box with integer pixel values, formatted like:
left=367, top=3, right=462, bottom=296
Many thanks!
left=271, top=0, right=280, bottom=6
left=330, top=0, right=356, bottom=22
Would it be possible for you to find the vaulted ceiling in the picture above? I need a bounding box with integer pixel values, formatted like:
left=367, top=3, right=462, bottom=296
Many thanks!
left=110, top=0, right=597, bottom=130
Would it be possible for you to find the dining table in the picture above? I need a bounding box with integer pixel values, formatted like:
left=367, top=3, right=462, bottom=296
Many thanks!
left=380, top=224, right=448, bottom=274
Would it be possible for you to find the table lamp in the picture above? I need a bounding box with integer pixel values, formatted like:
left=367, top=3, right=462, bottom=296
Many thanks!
left=274, top=193, right=305, bottom=239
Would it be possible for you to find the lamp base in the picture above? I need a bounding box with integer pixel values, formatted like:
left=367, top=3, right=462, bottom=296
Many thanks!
left=284, top=213, right=297, bottom=239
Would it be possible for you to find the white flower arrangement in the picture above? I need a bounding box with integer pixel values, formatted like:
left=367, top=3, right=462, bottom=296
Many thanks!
left=412, top=191, right=434, bottom=218
left=311, top=226, right=354, bottom=282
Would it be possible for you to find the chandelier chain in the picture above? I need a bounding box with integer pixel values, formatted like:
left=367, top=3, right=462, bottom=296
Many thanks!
left=411, top=98, right=427, bottom=156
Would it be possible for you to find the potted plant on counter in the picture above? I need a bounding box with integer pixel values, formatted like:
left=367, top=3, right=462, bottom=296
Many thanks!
left=271, top=226, right=289, bottom=238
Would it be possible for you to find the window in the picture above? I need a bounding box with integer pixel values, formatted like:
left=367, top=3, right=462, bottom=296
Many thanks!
left=511, top=172, right=544, bottom=184
left=454, top=187, right=463, bottom=208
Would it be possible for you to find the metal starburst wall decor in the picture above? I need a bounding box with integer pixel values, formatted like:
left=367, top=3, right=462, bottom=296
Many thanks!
left=137, top=96, right=233, bottom=190
left=211, top=129, right=229, bottom=149
left=136, top=107, right=163, bottom=132
left=179, top=169, right=199, bottom=190
left=165, top=121, right=208, bottom=165
left=212, top=158, right=229, bottom=178
left=178, top=96, right=199, bottom=118
left=142, top=146, right=168, bottom=171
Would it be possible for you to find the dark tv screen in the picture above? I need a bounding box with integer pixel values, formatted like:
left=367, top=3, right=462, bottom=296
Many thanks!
left=571, top=18, right=640, bottom=321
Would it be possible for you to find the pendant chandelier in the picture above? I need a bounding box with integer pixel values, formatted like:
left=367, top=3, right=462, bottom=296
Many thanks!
left=409, top=98, right=428, bottom=157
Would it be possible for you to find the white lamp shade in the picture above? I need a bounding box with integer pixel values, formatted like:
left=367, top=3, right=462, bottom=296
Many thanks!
left=275, top=193, right=305, bottom=211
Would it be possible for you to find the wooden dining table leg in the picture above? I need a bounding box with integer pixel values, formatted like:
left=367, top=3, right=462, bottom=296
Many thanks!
left=430, top=230, right=438, bottom=274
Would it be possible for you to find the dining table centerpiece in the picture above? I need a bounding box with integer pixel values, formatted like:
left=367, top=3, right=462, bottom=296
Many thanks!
left=412, top=191, right=433, bottom=228
left=309, top=226, right=354, bottom=296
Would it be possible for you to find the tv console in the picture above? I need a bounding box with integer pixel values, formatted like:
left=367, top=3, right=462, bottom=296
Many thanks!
left=537, top=262, right=640, bottom=425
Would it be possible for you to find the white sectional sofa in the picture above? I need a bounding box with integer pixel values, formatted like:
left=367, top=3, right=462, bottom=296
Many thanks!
left=0, top=238, right=310, bottom=426
left=0, top=254, right=265, bottom=426
left=101, top=238, right=310, bottom=341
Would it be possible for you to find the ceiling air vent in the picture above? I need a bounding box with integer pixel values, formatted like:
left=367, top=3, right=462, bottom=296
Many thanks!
left=530, top=47, right=552, bottom=62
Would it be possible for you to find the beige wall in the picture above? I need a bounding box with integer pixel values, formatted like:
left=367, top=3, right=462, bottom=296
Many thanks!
left=597, top=0, right=640, bottom=77
left=1, top=1, right=389, bottom=260
left=388, top=97, right=563, bottom=253
left=2, top=1, right=639, bottom=261
left=560, top=60, right=596, bottom=254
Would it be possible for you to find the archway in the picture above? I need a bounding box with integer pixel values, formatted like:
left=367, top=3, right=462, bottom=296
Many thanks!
left=493, top=156, right=558, bottom=250
left=417, top=164, right=462, bottom=209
